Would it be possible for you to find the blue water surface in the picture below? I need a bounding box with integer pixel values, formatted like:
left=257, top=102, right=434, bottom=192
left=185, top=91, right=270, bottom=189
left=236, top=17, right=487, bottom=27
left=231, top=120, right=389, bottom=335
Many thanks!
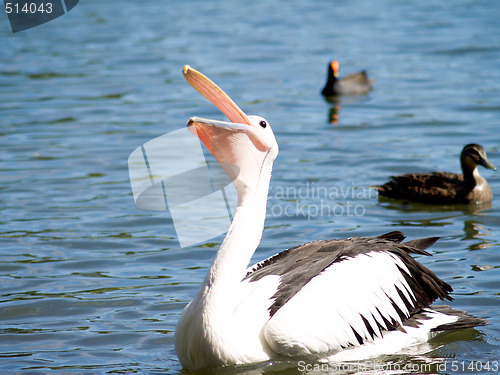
left=1, top=0, right=500, bottom=373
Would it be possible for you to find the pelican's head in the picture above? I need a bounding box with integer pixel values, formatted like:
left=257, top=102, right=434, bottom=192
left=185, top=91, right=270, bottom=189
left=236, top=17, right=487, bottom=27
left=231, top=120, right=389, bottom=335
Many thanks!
left=183, top=65, right=278, bottom=197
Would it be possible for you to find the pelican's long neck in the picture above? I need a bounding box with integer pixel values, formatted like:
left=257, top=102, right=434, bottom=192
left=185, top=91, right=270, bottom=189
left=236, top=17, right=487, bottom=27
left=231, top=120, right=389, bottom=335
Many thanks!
left=205, top=158, right=273, bottom=289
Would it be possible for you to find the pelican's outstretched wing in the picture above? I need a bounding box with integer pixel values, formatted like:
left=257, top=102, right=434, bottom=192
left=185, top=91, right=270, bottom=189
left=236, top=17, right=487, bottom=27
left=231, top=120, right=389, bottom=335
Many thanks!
left=245, top=231, right=451, bottom=356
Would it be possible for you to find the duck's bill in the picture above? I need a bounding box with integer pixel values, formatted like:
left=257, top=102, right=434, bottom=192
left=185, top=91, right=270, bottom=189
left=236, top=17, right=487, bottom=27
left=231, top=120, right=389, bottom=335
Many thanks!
left=331, top=60, right=339, bottom=77
left=482, top=159, right=497, bottom=170
left=183, top=65, right=251, bottom=126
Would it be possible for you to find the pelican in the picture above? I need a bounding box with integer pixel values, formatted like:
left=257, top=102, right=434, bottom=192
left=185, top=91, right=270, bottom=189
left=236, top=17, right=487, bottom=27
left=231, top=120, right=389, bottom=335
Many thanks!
left=175, top=66, right=485, bottom=371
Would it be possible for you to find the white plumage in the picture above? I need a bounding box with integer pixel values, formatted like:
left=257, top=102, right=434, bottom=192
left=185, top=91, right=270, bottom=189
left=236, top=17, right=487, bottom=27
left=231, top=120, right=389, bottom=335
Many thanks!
left=264, top=252, right=416, bottom=356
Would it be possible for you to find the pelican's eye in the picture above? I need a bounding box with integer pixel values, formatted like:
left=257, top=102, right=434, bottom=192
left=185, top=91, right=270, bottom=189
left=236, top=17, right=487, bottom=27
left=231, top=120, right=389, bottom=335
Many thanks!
left=259, top=120, right=267, bottom=128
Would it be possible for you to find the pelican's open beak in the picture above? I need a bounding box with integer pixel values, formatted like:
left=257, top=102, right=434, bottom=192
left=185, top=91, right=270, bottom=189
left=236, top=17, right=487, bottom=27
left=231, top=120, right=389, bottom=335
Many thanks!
left=183, top=65, right=250, bottom=125
left=182, top=65, right=275, bottom=185
left=183, top=65, right=270, bottom=153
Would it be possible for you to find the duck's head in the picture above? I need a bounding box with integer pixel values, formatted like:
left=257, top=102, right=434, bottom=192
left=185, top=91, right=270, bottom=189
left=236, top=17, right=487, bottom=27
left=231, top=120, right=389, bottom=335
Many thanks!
left=330, top=60, right=340, bottom=78
left=461, top=144, right=496, bottom=173
left=321, top=60, right=341, bottom=97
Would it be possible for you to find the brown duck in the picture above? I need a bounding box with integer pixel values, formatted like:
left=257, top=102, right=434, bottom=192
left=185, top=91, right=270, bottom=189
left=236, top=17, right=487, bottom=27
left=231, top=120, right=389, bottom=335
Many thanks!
left=321, top=60, right=375, bottom=97
left=373, top=144, right=496, bottom=204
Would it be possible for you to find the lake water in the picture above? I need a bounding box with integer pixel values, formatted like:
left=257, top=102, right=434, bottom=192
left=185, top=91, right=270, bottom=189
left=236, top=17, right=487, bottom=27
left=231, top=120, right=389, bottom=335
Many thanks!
left=1, top=0, right=500, bottom=374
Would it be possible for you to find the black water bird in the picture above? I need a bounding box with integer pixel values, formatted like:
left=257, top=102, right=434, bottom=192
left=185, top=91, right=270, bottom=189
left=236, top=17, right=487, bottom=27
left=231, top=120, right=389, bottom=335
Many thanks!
left=321, top=60, right=374, bottom=97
